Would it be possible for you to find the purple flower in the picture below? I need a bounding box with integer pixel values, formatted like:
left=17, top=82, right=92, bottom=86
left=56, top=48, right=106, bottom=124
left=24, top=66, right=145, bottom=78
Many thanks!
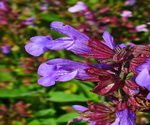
left=73, top=105, right=88, bottom=113
left=73, top=105, right=96, bottom=125
left=21, top=17, right=35, bottom=26
left=135, top=24, right=148, bottom=32
left=124, top=0, right=136, bottom=6
left=37, top=58, right=89, bottom=86
left=25, top=36, right=52, bottom=56
left=0, top=1, right=7, bottom=11
left=121, top=10, right=133, bottom=18
left=136, top=68, right=150, bottom=90
left=40, top=3, right=48, bottom=11
left=111, top=109, right=136, bottom=125
left=102, top=31, right=126, bottom=49
left=135, top=59, right=150, bottom=99
left=146, top=93, right=150, bottom=100
left=102, top=31, right=115, bottom=49
left=68, top=1, right=87, bottom=13
left=50, top=21, right=90, bottom=54
left=25, top=22, right=90, bottom=56
left=1, top=45, right=11, bottom=54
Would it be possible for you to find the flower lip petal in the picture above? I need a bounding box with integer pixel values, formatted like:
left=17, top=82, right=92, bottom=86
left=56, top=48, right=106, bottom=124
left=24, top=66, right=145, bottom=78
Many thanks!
left=121, top=10, right=133, bottom=18
left=50, top=21, right=89, bottom=41
left=37, top=58, right=89, bottom=87
left=57, top=70, right=78, bottom=82
left=50, top=21, right=90, bottom=54
left=146, top=93, right=150, bottom=100
left=89, top=122, right=96, bottom=125
left=25, top=36, right=52, bottom=56
left=30, top=36, right=52, bottom=42
left=102, top=31, right=115, bottom=49
left=72, top=105, right=88, bottom=112
left=38, top=76, right=56, bottom=87
left=37, top=62, right=56, bottom=76
left=114, top=109, right=136, bottom=125
left=135, top=68, right=150, bottom=90
left=68, top=1, right=87, bottom=13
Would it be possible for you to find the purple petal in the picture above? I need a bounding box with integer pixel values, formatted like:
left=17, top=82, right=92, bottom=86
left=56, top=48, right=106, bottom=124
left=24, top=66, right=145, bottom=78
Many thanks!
left=46, top=37, right=74, bottom=50
left=118, top=43, right=126, bottom=48
left=38, top=76, right=56, bottom=87
left=0, top=2, right=7, bottom=11
left=124, top=0, right=136, bottom=6
left=1, top=45, right=11, bottom=54
left=46, top=58, right=89, bottom=80
left=72, top=105, right=88, bottom=112
left=57, top=70, right=78, bottom=81
left=111, top=118, right=120, bottom=125
left=136, top=63, right=150, bottom=73
left=89, top=122, right=96, bottom=125
left=50, top=22, right=90, bottom=54
left=146, top=93, right=150, bottom=100
left=114, top=109, right=136, bottom=125
left=135, top=68, right=150, bottom=90
left=102, top=31, right=115, bottom=49
left=66, top=41, right=91, bottom=54
left=93, top=64, right=112, bottom=69
left=38, top=62, right=56, bottom=76
left=37, top=58, right=89, bottom=87
left=135, top=24, right=148, bottom=32
left=25, top=36, right=52, bottom=56
left=50, top=22, right=89, bottom=41
left=21, top=17, right=35, bottom=26
left=121, top=10, right=133, bottom=18
left=68, top=1, right=87, bottom=13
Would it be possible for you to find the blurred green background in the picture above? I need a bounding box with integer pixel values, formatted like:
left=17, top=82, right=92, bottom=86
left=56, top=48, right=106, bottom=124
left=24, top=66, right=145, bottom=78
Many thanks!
left=0, top=0, right=149, bottom=125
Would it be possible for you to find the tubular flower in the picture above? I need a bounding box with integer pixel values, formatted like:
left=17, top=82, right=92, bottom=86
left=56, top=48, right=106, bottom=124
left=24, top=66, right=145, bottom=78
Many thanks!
left=135, top=24, right=148, bottom=32
left=37, top=58, right=89, bottom=86
left=73, top=103, right=115, bottom=125
left=0, top=1, right=11, bottom=26
left=68, top=1, right=87, bottom=13
left=25, top=21, right=150, bottom=125
left=111, top=109, right=136, bottom=125
left=121, top=10, right=133, bottom=18
left=124, top=0, right=136, bottom=6
left=68, top=2, right=95, bottom=21
left=136, top=59, right=150, bottom=99
left=25, top=22, right=90, bottom=56
left=1, top=45, right=11, bottom=54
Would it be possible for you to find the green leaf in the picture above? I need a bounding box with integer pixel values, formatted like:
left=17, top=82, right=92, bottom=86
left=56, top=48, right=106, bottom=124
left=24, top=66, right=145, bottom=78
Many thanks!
left=66, top=0, right=79, bottom=4
left=57, top=112, right=78, bottom=123
left=39, top=118, right=57, bottom=125
left=13, top=121, right=23, bottom=125
left=0, top=72, right=13, bottom=81
left=35, top=109, right=56, bottom=117
left=28, top=120, right=41, bottom=125
left=48, top=92, right=89, bottom=102
left=0, top=89, right=43, bottom=98
left=77, top=82, right=100, bottom=102
left=39, top=13, right=63, bottom=21
left=89, top=0, right=99, bottom=4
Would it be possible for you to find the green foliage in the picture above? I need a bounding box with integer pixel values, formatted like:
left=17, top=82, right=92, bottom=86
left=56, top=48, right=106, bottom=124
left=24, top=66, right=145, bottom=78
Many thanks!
left=0, top=88, right=43, bottom=98
left=35, top=109, right=56, bottom=117
left=57, top=112, right=78, bottom=123
left=48, top=91, right=89, bottom=102
left=0, top=72, right=13, bottom=81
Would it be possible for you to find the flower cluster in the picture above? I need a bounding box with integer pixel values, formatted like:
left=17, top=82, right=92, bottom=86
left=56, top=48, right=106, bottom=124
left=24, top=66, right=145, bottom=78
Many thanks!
left=25, top=21, right=150, bottom=125
left=67, top=1, right=149, bottom=42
